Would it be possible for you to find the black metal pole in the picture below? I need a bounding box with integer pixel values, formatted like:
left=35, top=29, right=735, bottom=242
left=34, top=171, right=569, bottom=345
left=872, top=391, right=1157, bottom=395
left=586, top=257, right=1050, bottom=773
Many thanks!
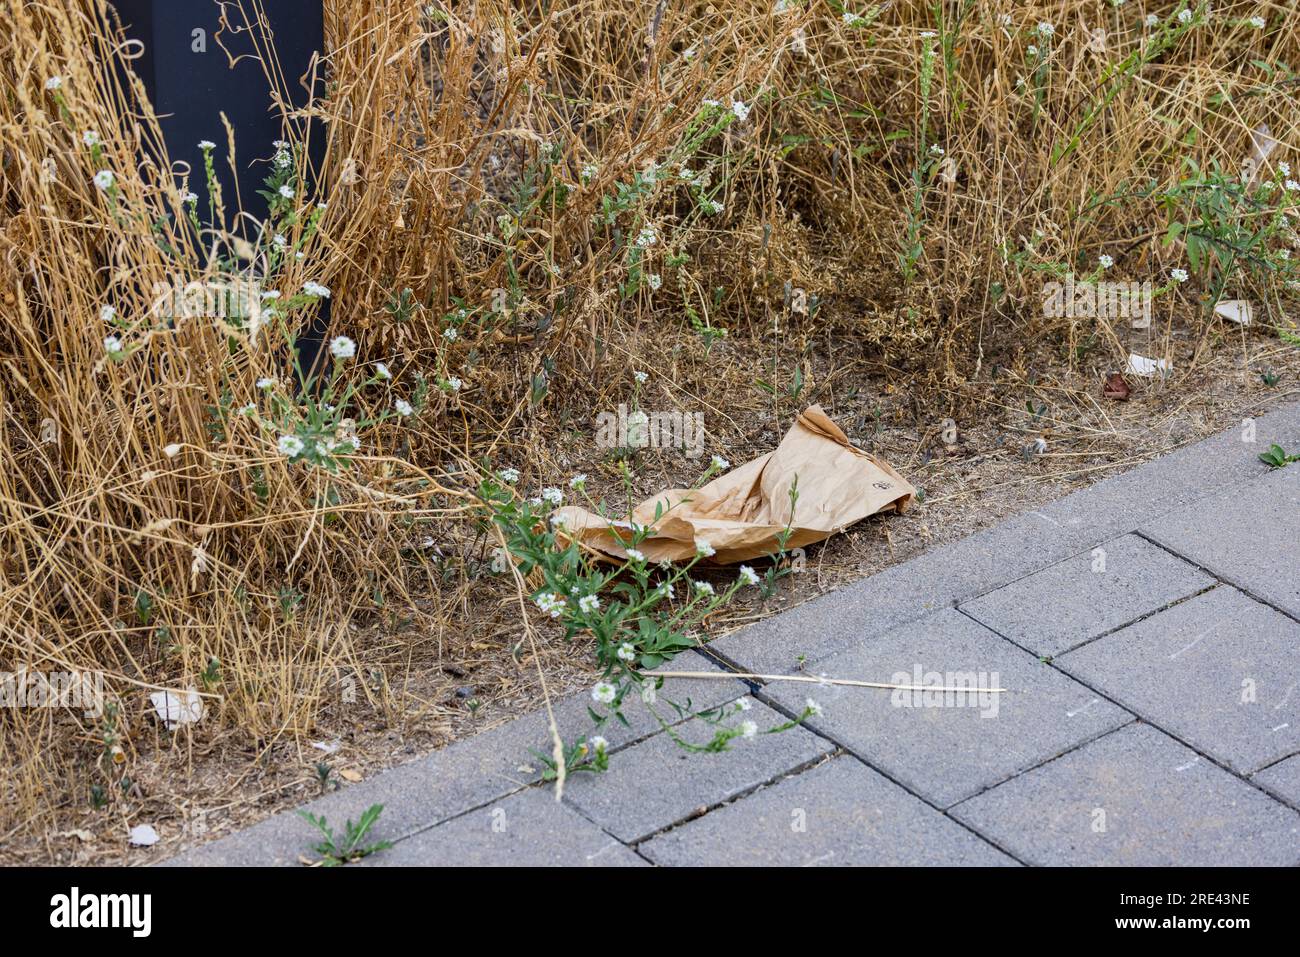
left=108, top=0, right=330, bottom=382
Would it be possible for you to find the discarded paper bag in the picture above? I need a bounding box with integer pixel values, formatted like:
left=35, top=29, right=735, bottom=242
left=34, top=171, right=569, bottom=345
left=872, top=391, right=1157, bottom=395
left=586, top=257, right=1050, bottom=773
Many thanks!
left=552, top=406, right=914, bottom=564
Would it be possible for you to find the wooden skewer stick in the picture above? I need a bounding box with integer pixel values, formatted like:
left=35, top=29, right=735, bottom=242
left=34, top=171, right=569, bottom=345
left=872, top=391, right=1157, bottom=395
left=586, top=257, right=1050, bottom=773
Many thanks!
left=646, top=670, right=1008, bottom=694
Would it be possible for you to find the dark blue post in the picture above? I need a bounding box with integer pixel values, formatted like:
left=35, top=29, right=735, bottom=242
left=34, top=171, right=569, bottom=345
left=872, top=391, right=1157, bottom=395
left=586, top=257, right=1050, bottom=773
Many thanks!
left=109, top=0, right=331, bottom=380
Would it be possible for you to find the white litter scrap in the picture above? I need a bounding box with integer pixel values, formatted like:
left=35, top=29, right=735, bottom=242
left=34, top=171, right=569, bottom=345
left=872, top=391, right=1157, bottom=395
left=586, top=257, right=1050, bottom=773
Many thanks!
left=1214, top=299, right=1253, bottom=326
left=128, top=824, right=159, bottom=847
left=149, top=687, right=204, bottom=729
left=1127, top=353, right=1172, bottom=377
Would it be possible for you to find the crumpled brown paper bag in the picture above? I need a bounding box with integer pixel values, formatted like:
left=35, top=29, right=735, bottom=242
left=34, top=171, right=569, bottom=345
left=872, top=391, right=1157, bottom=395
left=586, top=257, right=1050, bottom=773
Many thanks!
left=552, top=406, right=914, bottom=564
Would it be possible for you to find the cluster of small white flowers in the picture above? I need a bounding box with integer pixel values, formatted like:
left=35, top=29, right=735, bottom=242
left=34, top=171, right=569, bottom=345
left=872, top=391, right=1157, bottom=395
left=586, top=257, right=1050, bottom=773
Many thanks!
left=634, top=370, right=649, bottom=384
left=1145, top=13, right=1159, bottom=27
left=635, top=226, right=657, bottom=248
left=695, top=538, right=716, bottom=558
left=100, top=305, right=116, bottom=323
left=693, top=580, right=715, bottom=596
left=303, top=281, right=331, bottom=298
left=740, top=720, right=758, bottom=739
left=589, top=735, right=608, bottom=753
left=641, top=682, right=657, bottom=704
left=236, top=403, right=256, bottom=416
left=1279, top=162, right=1291, bottom=177
left=805, top=697, right=824, bottom=717
left=1036, top=21, right=1054, bottom=36
left=1098, top=254, right=1115, bottom=269
left=578, top=594, right=601, bottom=614
left=257, top=377, right=277, bottom=390
left=93, top=170, right=114, bottom=191
left=580, top=163, right=598, bottom=183
left=198, top=139, right=216, bottom=150
left=329, top=335, right=356, bottom=360
left=444, top=376, right=462, bottom=392
left=278, top=434, right=305, bottom=457
left=83, top=130, right=99, bottom=147
left=569, top=473, right=587, bottom=490
left=535, top=592, right=567, bottom=618
left=443, top=327, right=458, bottom=342
left=929, top=144, right=945, bottom=156
left=1178, top=9, right=1193, bottom=24
left=1286, top=179, right=1300, bottom=192
left=997, top=13, right=1013, bottom=28
left=498, top=467, right=520, bottom=483
left=541, top=487, right=564, bottom=506
left=272, top=234, right=287, bottom=251
left=625, top=547, right=647, bottom=563
left=1250, top=16, right=1266, bottom=29
left=373, top=362, right=392, bottom=380
left=739, top=565, right=761, bottom=586
left=1170, top=267, right=1189, bottom=282
left=616, top=642, right=637, bottom=662
left=711, top=454, right=729, bottom=470
left=646, top=273, right=662, bottom=291
left=730, top=100, right=750, bottom=122
left=591, top=681, right=617, bottom=704
left=657, top=581, right=673, bottom=599
left=278, top=184, right=295, bottom=200
left=394, top=399, right=413, bottom=417
left=45, top=76, right=62, bottom=91
left=103, top=334, right=123, bottom=355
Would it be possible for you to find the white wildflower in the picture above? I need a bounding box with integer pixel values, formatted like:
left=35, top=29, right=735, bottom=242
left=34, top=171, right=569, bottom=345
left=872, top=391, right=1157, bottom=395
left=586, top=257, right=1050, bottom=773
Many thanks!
left=1178, top=9, right=1192, bottom=23
left=198, top=139, right=216, bottom=150
left=625, top=548, right=646, bottom=563
left=1171, top=268, right=1189, bottom=282
left=374, top=362, right=392, bottom=380
left=569, top=473, right=587, bottom=490
left=740, top=720, right=758, bottom=739
left=1036, top=21, right=1054, bottom=36
left=739, top=565, right=761, bottom=586
left=278, top=184, right=294, bottom=200
left=693, top=580, right=715, bottom=596
left=257, top=377, right=276, bottom=390
left=103, top=334, right=123, bottom=355
left=616, top=643, right=637, bottom=662
left=443, top=327, right=458, bottom=342
left=1098, top=254, right=1114, bottom=269
left=730, top=100, right=750, bottom=122
left=634, top=370, right=649, bottom=384
left=93, top=169, right=114, bottom=191
left=45, top=76, right=62, bottom=91
left=83, top=130, right=99, bottom=147
left=100, top=305, right=116, bottom=323
left=277, top=434, right=305, bottom=457
left=805, top=697, right=824, bottom=717
left=498, top=467, right=520, bottom=483
left=578, top=594, right=601, bottom=614
left=695, top=538, right=716, bottom=558
left=711, top=454, right=729, bottom=470
left=535, top=592, right=567, bottom=618
left=302, top=281, right=331, bottom=298
left=329, top=335, right=356, bottom=360
left=591, top=681, right=617, bottom=704
left=394, top=398, right=413, bottom=417
left=589, top=735, right=608, bottom=753
left=541, top=487, right=564, bottom=506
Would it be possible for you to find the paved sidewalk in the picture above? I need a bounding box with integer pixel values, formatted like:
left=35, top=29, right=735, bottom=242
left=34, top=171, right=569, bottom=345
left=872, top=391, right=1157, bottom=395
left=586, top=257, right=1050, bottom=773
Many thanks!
left=169, top=402, right=1300, bottom=866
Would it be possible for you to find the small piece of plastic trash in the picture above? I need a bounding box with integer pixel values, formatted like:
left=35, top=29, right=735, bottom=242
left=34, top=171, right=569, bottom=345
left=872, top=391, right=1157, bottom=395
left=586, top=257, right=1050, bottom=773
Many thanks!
left=1127, top=353, right=1172, bottom=378
left=128, top=824, right=159, bottom=847
left=149, top=687, right=204, bottom=729
left=1214, top=299, right=1253, bottom=326
left=552, top=406, right=914, bottom=564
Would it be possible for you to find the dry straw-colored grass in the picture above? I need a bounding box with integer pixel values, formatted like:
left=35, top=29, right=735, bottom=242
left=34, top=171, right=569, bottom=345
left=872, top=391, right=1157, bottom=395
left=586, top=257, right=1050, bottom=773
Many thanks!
left=1, top=0, right=1297, bottom=844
